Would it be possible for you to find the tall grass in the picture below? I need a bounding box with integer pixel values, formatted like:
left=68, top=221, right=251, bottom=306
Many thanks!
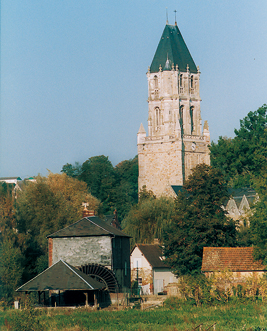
left=1, top=300, right=267, bottom=331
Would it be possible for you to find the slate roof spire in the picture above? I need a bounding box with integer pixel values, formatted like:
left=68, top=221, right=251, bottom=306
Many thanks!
left=150, top=24, right=197, bottom=74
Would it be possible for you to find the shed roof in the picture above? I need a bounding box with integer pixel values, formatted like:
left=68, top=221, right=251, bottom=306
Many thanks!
left=17, top=260, right=104, bottom=292
left=150, top=24, right=197, bottom=73
left=47, top=216, right=130, bottom=238
left=201, top=247, right=265, bottom=272
left=134, top=244, right=169, bottom=268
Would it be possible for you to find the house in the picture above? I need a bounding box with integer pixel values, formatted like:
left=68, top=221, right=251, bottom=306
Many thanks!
left=224, top=188, right=257, bottom=224
left=201, top=247, right=266, bottom=285
left=47, top=213, right=131, bottom=292
left=130, top=242, right=178, bottom=295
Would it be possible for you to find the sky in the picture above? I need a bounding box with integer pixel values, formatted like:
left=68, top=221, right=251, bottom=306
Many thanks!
left=1, top=0, right=267, bottom=178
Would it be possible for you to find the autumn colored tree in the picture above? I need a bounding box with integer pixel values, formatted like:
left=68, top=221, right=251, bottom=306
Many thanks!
left=163, top=164, right=237, bottom=276
left=16, top=173, right=100, bottom=280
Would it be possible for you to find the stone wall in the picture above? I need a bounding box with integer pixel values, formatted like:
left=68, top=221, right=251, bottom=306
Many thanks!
left=52, top=236, right=112, bottom=267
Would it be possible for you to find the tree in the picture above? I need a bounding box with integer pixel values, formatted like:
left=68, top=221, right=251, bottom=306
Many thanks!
left=113, top=156, right=138, bottom=220
left=210, top=104, right=267, bottom=187
left=61, top=162, right=82, bottom=178
left=62, top=155, right=139, bottom=220
left=0, top=238, right=23, bottom=303
left=16, top=173, right=100, bottom=280
left=77, top=155, right=117, bottom=214
left=249, top=172, right=267, bottom=265
left=163, top=164, right=237, bottom=277
left=122, top=192, right=175, bottom=247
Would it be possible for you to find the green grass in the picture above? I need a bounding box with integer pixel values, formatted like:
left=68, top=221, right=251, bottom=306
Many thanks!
left=1, top=300, right=267, bottom=330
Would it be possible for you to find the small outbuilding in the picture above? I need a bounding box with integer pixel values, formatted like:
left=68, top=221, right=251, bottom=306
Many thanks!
left=17, top=260, right=105, bottom=307
left=201, top=247, right=266, bottom=285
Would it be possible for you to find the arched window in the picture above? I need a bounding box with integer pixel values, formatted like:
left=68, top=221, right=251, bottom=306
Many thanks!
left=179, top=105, right=184, bottom=133
left=179, top=74, right=183, bottom=93
left=154, top=75, right=158, bottom=89
left=190, top=106, right=194, bottom=134
left=191, top=75, right=194, bottom=89
left=155, top=107, right=161, bottom=129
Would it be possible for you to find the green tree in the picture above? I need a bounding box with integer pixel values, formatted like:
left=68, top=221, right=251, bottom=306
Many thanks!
left=249, top=172, right=267, bottom=264
left=114, top=156, right=138, bottom=220
left=61, top=162, right=82, bottom=178
left=163, top=164, right=237, bottom=277
left=122, top=193, right=175, bottom=247
left=78, top=155, right=117, bottom=214
left=62, top=155, right=139, bottom=220
left=0, top=238, right=23, bottom=303
left=210, top=104, right=267, bottom=187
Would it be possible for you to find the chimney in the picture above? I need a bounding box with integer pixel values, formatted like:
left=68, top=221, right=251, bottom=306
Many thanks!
left=82, top=202, right=95, bottom=218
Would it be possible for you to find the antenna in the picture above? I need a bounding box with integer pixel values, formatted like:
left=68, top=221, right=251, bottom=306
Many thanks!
left=174, top=10, right=177, bottom=25
left=166, top=7, right=168, bottom=24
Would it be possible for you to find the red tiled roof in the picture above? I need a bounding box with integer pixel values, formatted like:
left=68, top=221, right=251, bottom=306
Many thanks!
left=201, top=247, right=265, bottom=272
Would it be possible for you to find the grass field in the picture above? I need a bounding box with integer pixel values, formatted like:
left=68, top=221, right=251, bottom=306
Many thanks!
left=1, top=299, right=267, bottom=330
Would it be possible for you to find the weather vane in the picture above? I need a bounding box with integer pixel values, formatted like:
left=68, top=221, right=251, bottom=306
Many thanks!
left=174, top=10, right=177, bottom=24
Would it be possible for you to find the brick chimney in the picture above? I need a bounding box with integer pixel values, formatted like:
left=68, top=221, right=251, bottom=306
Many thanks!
left=82, top=202, right=95, bottom=218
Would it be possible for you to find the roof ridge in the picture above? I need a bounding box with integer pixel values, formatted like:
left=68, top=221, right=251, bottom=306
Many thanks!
left=62, top=260, right=93, bottom=290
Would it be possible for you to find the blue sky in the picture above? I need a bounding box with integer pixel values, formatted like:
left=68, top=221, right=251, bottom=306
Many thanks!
left=1, top=0, right=267, bottom=178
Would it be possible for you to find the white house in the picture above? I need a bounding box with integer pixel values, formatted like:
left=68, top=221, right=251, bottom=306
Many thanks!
left=130, top=243, right=178, bottom=295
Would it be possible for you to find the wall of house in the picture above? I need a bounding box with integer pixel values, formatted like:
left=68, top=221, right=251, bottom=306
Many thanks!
left=154, top=268, right=178, bottom=283
left=204, top=271, right=266, bottom=286
left=52, top=236, right=112, bottom=267
left=130, top=247, right=153, bottom=293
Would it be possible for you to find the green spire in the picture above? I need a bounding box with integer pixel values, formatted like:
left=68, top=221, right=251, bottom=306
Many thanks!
left=150, top=24, right=197, bottom=74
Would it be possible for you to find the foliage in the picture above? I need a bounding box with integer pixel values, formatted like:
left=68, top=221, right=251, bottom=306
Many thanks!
left=78, top=155, right=117, bottom=214
left=210, top=104, right=267, bottom=187
left=163, top=164, right=237, bottom=276
left=15, top=173, right=100, bottom=281
left=113, top=156, right=139, bottom=220
left=6, top=301, right=44, bottom=331
left=122, top=193, right=175, bottom=247
left=62, top=155, right=139, bottom=220
left=249, top=173, right=267, bottom=265
left=0, top=238, right=23, bottom=304
left=61, top=162, right=82, bottom=178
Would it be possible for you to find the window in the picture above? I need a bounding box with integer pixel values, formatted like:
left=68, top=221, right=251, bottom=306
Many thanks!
left=125, top=261, right=127, bottom=276
left=191, top=75, right=194, bottom=88
left=179, top=74, right=184, bottom=93
left=154, top=75, right=158, bottom=89
left=155, top=107, right=161, bottom=129
left=190, top=106, right=194, bottom=134
left=180, top=74, right=183, bottom=87
left=179, top=105, right=184, bottom=133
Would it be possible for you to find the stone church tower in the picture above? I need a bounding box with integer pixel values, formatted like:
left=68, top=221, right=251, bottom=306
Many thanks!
left=137, top=22, right=210, bottom=197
